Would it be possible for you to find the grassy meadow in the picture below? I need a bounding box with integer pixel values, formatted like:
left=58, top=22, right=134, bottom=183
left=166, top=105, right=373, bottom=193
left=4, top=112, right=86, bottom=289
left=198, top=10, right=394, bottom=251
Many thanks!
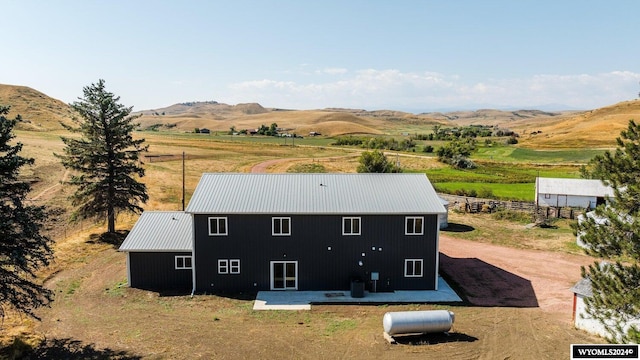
left=3, top=114, right=608, bottom=358
left=138, top=131, right=595, bottom=201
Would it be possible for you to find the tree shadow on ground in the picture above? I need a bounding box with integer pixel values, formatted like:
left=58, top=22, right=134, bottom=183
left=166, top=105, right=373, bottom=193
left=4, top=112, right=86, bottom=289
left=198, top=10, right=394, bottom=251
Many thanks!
left=86, top=230, right=129, bottom=248
left=392, top=331, right=478, bottom=345
left=441, top=223, right=475, bottom=233
left=0, top=337, right=141, bottom=360
left=439, top=253, right=539, bottom=308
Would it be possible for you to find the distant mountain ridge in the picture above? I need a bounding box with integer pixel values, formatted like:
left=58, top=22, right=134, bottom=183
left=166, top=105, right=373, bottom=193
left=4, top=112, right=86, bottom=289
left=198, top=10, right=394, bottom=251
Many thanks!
left=136, top=101, right=270, bottom=117
left=2, top=83, right=639, bottom=148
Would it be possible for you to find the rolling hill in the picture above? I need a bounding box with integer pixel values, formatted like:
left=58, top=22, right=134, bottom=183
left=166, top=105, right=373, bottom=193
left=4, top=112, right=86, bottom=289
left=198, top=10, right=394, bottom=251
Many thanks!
left=514, top=99, right=640, bottom=148
left=3, top=82, right=640, bottom=147
left=0, top=84, right=74, bottom=130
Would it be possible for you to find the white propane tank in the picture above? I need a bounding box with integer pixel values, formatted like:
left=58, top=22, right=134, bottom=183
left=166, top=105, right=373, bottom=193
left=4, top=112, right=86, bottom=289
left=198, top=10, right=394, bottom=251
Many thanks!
left=382, top=310, right=455, bottom=335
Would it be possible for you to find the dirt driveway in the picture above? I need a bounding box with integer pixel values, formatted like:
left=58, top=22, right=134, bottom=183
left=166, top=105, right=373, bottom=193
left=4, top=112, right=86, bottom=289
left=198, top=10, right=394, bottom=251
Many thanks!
left=439, top=234, right=594, bottom=318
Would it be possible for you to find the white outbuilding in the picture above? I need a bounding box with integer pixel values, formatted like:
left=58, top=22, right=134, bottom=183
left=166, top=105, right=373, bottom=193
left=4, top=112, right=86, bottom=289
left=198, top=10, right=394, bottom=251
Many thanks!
left=571, top=277, right=640, bottom=341
left=535, top=177, right=613, bottom=209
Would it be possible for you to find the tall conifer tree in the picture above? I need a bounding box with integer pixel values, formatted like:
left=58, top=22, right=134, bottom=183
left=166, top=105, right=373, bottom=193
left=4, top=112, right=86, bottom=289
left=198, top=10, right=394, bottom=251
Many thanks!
left=58, top=80, right=148, bottom=234
left=575, top=119, right=640, bottom=343
left=0, top=105, right=53, bottom=319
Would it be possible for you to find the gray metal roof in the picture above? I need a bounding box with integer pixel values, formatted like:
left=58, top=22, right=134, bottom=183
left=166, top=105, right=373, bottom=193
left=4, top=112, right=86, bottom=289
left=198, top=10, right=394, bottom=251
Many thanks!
left=119, top=211, right=192, bottom=252
left=536, top=177, right=614, bottom=197
left=571, top=277, right=593, bottom=297
left=185, top=173, right=446, bottom=215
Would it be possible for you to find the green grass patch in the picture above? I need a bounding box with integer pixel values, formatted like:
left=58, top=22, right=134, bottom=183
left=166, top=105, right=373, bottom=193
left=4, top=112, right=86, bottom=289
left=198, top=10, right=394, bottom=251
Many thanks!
left=324, top=319, right=357, bottom=336
left=426, top=161, right=581, bottom=184
left=475, top=146, right=606, bottom=163
left=105, top=278, right=128, bottom=297
left=434, top=182, right=534, bottom=201
left=64, top=279, right=82, bottom=300
left=287, top=163, right=327, bottom=173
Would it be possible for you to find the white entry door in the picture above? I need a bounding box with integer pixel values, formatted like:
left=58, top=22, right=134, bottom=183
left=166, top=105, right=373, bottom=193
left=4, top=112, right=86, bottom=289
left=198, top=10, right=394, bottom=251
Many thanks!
left=270, top=261, right=298, bottom=290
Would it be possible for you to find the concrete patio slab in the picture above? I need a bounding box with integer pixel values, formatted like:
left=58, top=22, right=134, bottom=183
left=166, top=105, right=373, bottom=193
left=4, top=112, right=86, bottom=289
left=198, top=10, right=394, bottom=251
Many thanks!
left=253, top=276, right=462, bottom=310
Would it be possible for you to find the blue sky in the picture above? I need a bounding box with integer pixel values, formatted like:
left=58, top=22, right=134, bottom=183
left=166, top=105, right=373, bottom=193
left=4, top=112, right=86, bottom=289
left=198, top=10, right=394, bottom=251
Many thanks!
left=2, top=1, right=639, bottom=112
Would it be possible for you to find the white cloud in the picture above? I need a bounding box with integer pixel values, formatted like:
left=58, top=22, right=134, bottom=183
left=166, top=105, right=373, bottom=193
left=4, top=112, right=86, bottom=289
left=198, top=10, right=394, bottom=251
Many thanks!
left=225, top=70, right=640, bottom=111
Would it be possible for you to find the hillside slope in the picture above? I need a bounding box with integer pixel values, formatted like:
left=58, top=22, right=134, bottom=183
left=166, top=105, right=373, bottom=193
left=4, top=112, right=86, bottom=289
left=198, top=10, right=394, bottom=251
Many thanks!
left=0, top=84, right=74, bottom=130
left=515, top=100, right=640, bottom=148
left=135, top=102, right=447, bottom=136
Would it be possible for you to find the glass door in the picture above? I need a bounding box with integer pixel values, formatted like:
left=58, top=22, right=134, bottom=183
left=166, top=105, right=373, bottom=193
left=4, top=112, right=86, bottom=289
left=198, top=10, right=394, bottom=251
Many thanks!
left=271, top=261, right=298, bottom=290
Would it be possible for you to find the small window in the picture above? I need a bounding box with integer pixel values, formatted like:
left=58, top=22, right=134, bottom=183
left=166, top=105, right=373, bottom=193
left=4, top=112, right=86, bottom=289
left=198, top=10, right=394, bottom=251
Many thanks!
left=544, top=194, right=551, bottom=199
left=405, top=216, right=424, bottom=235
left=230, top=259, right=240, bottom=274
left=218, top=259, right=229, bottom=274
left=209, top=217, right=228, bottom=236
left=342, top=217, right=361, bottom=235
left=218, top=259, right=240, bottom=274
left=272, top=217, right=291, bottom=236
left=175, top=256, right=192, bottom=270
left=405, top=259, right=423, bottom=277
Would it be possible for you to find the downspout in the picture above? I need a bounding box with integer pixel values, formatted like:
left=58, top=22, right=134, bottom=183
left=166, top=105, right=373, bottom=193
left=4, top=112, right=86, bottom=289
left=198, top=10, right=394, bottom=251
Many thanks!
left=191, top=213, right=196, bottom=297
left=126, top=252, right=131, bottom=287
left=434, top=213, right=440, bottom=291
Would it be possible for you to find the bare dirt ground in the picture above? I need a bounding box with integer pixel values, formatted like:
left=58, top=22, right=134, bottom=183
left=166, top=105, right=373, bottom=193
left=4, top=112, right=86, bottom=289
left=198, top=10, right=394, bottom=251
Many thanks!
left=439, top=234, right=593, bottom=315
left=1, top=155, right=602, bottom=359
left=14, top=232, right=600, bottom=360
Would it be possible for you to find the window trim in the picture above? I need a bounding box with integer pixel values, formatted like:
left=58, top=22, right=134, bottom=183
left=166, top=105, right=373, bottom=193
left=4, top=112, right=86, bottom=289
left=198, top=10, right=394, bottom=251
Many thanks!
left=208, top=217, right=228, bottom=236
left=218, top=259, right=229, bottom=274
left=230, top=259, right=240, bottom=274
left=175, top=255, right=192, bottom=270
left=342, top=216, right=361, bottom=236
left=405, top=216, right=424, bottom=235
left=404, top=259, right=424, bottom=277
left=272, top=217, right=291, bottom=236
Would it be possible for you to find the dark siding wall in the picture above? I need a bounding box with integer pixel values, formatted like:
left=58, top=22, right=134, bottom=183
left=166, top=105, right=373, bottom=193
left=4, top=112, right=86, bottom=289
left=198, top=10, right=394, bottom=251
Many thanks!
left=129, top=252, right=192, bottom=292
left=194, top=214, right=438, bottom=293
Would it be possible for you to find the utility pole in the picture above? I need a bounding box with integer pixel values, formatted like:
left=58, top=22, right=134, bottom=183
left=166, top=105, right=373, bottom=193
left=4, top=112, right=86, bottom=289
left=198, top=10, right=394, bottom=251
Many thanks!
left=182, top=151, right=185, bottom=211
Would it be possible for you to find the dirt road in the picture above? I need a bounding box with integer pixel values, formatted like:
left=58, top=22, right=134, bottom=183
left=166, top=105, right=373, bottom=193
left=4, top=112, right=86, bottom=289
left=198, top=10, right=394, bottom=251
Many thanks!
left=439, top=234, right=593, bottom=318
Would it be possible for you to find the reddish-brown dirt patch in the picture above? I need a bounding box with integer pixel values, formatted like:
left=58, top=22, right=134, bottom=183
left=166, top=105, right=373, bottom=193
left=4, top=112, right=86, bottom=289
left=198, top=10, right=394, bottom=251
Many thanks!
left=440, top=234, right=594, bottom=318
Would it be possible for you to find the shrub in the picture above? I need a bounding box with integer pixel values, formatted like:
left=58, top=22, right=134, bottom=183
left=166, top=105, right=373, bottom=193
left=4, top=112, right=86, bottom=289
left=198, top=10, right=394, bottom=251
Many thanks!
left=477, top=188, right=494, bottom=198
left=422, top=145, right=434, bottom=153
left=491, top=209, right=532, bottom=223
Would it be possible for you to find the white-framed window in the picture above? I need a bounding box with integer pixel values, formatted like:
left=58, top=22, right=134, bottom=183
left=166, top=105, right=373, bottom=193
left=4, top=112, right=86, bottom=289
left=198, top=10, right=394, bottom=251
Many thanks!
left=218, top=259, right=240, bottom=274
left=175, top=255, right=192, bottom=270
left=544, top=193, right=551, bottom=199
left=208, top=217, right=228, bottom=236
left=342, top=217, right=361, bottom=235
left=218, top=259, right=229, bottom=274
left=272, top=217, right=291, bottom=236
left=405, top=216, right=424, bottom=235
left=230, top=259, right=240, bottom=274
left=405, top=259, right=423, bottom=277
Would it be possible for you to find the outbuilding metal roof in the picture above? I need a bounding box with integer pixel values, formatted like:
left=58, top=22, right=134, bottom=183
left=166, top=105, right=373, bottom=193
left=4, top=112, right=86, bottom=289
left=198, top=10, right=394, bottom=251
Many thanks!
left=185, top=173, right=446, bottom=215
left=536, top=177, right=614, bottom=197
left=571, top=277, right=593, bottom=297
left=119, top=211, right=192, bottom=252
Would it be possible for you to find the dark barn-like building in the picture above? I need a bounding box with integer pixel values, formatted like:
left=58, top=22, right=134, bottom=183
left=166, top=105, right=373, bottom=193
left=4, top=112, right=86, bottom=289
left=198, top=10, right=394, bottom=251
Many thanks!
left=119, top=211, right=193, bottom=292
left=120, top=173, right=445, bottom=294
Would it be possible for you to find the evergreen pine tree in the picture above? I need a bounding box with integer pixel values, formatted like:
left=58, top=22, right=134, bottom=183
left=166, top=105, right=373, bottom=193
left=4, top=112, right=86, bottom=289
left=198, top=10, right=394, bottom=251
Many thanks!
left=575, top=119, right=640, bottom=343
left=0, top=105, right=53, bottom=319
left=57, top=80, right=148, bottom=234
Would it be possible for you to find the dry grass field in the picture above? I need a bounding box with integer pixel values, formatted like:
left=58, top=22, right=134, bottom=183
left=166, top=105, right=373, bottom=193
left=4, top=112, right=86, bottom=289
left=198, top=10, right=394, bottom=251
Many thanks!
left=2, top=84, right=636, bottom=358
left=0, top=85, right=74, bottom=131
left=1, top=128, right=605, bottom=359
